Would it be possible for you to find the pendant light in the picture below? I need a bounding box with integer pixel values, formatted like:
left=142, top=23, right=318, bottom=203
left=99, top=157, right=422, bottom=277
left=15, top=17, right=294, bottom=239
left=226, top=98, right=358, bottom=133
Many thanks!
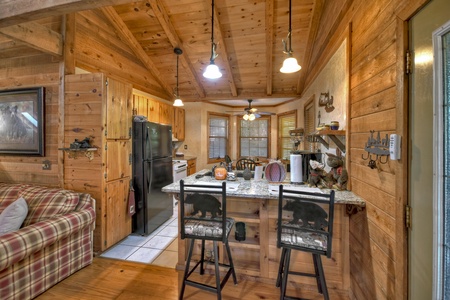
left=280, top=0, right=301, bottom=73
left=203, top=0, right=222, bottom=79
left=173, top=47, right=184, bottom=107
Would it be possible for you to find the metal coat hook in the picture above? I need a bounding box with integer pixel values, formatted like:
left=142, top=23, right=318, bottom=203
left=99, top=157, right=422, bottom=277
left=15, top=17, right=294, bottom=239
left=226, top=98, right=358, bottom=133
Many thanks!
left=362, top=130, right=390, bottom=169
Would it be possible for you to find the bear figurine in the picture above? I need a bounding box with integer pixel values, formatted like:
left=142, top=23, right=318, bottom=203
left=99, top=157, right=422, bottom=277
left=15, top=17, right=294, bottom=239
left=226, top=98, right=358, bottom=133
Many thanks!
left=283, top=200, right=328, bottom=230
left=326, top=153, right=348, bottom=190
left=185, top=193, right=222, bottom=218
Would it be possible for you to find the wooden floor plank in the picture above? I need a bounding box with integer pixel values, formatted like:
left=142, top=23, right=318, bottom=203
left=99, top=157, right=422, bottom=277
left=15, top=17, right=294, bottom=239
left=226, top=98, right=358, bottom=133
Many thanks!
left=36, top=257, right=349, bottom=299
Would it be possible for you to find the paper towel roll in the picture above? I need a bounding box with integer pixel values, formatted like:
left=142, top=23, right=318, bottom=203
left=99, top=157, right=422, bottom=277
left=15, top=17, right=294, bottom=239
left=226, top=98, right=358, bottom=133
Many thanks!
left=254, top=166, right=263, bottom=179
left=290, top=154, right=303, bottom=183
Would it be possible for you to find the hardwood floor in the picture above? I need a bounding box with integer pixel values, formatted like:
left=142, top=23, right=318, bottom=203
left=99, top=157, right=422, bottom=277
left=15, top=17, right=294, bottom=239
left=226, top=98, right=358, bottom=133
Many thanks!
left=36, top=257, right=349, bottom=299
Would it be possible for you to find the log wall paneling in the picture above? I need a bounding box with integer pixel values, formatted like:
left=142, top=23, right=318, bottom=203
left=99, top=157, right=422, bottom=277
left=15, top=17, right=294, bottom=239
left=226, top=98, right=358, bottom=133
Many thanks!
left=65, top=73, right=132, bottom=253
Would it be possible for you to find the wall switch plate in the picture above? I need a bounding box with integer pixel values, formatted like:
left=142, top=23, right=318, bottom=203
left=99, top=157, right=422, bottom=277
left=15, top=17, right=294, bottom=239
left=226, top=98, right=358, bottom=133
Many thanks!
left=184, top=145, right=187, bottom=150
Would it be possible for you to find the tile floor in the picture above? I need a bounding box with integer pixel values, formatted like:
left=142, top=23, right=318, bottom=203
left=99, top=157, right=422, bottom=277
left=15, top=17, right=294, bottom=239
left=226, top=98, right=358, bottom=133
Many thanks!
left=100, top=206, right=179, bottom=268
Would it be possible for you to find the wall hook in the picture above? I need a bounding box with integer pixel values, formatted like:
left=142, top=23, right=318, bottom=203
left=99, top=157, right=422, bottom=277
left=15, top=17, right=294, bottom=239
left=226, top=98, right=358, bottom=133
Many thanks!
left=363, top=130, right=390, bottom=168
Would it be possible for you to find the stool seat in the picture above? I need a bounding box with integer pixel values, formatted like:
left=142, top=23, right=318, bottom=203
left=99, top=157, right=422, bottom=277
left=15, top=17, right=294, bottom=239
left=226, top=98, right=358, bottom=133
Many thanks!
left=184, top=217, right=235, bottom=238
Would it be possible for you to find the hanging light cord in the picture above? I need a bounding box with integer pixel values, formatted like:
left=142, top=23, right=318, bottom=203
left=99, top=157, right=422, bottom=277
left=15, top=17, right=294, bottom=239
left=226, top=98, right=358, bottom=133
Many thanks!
left=209, top=0, right=218, bottom=62
left=283, top=0, right=293, bottom=55
left=176, top=54, right=179, bottom=97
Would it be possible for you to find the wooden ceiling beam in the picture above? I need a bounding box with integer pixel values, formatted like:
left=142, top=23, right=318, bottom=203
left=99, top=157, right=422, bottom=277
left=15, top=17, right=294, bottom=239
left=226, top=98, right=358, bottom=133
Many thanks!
left=205, top=1, right=238, bottom=97
left=149, top=0, right=206, bottom=98
left=0, top=0, right=134, bottom=28
left=265, top=0, right=274, bottom=96
left=0, top=22, right=63, bottom=56
left=101, top=6, right=173, bottom=98
left=179, top=91, right=300, bottom=102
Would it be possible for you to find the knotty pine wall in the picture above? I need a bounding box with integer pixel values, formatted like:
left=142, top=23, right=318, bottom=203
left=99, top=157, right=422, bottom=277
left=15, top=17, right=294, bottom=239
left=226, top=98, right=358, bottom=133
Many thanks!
left=0, top=52, right=62, bottom=187
left=303, top=0, right=429, bottom=299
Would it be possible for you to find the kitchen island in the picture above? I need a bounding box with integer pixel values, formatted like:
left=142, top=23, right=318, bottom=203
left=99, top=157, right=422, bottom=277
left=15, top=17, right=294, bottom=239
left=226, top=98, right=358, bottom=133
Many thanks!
left=162, top=170, right=365, bottom=293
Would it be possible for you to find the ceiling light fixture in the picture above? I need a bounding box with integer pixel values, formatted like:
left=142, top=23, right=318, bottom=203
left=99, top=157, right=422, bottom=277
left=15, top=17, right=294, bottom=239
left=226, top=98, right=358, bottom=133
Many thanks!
left=203, top=0, right=222, bottom=79
left=242, top=112, right=256, bottom=121
left=173, top=47, right=184, bottom=107
left=280, top=0, right=301, bottom=74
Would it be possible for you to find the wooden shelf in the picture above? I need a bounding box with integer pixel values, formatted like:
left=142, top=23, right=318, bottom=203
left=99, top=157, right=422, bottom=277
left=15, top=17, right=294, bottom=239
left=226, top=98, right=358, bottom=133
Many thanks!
left=308, top=130, right=346, bottom=153
left=58, top=147, right=98, bottom=160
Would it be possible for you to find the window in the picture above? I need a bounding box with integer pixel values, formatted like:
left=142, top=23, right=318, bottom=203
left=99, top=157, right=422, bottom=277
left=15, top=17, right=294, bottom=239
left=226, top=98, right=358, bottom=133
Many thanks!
left=208, top=113, right=229, bottom=163
left=238, top=117, right=270, bottom=158
left=278, top=110, right=297, bottom=159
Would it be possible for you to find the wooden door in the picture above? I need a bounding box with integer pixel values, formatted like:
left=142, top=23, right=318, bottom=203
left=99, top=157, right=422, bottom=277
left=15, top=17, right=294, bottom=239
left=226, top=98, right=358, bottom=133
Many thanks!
left=105, top=179, right=131, bottom=249
left=106, top=78, right=132, bottom=139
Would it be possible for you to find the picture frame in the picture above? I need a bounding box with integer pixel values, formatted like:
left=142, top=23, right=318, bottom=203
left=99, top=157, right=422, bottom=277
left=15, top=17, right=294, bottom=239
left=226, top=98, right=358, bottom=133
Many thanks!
left=0, top=87, right=45, bottom=156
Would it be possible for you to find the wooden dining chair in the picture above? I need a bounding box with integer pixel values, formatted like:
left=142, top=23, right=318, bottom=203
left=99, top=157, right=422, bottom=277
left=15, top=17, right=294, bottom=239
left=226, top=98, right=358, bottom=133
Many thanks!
left=235, top=158, right=256, bottom=171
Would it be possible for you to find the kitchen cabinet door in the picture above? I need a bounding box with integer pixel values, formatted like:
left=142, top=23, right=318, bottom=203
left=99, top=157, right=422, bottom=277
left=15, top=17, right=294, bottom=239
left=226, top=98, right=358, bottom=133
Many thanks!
left=147, top=99, right=160, bottom=123
left=159, top=102, right=173, bottom=125
left=105, top=178, right=132, bottom=249
left=106, top=79, right=132, bottom=139
left=106, top=140, right=131, bottom=181
left=173, top=107, right=185, bottom=140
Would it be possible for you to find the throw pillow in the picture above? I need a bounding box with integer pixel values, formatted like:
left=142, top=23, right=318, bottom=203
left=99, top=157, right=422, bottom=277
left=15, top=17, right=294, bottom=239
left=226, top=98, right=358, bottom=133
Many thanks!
left=0, top=197, right=28, bottom=235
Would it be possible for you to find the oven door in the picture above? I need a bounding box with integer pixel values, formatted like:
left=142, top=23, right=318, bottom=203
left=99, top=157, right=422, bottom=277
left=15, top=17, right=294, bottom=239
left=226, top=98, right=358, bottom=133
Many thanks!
left=173, top=163, right=187, bottom=181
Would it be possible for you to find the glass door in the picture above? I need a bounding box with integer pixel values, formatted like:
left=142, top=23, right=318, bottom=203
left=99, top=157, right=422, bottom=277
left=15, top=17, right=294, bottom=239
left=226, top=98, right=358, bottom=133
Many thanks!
left=434, top=20, right=450, bottom=300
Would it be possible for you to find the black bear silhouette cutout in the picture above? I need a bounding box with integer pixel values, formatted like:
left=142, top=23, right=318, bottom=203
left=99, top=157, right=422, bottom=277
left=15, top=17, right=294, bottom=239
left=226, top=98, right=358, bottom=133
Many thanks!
left=283, top=200, right=328, bottom=230
left=185, top=193, right=222, bottom=218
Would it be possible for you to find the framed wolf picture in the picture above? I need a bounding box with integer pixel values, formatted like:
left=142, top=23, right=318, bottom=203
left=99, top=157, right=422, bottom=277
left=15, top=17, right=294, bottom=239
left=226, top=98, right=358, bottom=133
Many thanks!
left=0, top=87, right=45, bottom=156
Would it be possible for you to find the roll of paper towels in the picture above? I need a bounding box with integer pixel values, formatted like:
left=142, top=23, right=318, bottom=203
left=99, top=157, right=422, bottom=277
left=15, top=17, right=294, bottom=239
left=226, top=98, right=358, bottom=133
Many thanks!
left=290, top=154, right=303, bottom=183
left=254, top=166, right=263, bottom=179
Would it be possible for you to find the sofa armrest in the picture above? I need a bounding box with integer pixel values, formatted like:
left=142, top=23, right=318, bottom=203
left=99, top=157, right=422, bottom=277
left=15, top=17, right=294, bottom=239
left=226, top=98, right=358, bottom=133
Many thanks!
left=0, top=205, right=95, bottom=271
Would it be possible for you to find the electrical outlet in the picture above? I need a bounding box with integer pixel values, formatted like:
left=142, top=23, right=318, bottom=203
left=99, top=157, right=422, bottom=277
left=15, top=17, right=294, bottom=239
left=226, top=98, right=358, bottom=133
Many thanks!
left=42, top=160, right=51, bottom=170
left=184, top=145, right=188, bottom=150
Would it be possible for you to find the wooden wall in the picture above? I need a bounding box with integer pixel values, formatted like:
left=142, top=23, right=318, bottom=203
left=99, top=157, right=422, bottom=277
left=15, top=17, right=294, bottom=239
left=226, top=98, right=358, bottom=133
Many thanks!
left=0, top=42, right=62, bottom=186
left=303, top=0, right=429, bottom=299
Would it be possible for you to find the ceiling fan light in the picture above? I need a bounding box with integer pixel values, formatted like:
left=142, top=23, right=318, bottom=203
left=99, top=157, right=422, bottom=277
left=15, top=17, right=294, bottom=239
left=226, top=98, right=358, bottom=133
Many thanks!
left=280, top=56, right=301, bottom=73
left=243, top=114, right=249, bottom=120
left=248, top=113, right=256, bottom=121
left=203, top=62, right=222, bottom=79
left=173, top=98, right=184, bottom=107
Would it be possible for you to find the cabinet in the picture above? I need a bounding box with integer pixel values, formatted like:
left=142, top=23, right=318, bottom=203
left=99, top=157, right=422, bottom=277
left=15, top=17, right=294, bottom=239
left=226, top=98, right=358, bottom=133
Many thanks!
left=132, top=94, right=182, bottom=137
left=173, top=107, right=185, bottom=140
left=186, top=158, right=196, bottom=176
left=64, top=73, right=132, bottom=253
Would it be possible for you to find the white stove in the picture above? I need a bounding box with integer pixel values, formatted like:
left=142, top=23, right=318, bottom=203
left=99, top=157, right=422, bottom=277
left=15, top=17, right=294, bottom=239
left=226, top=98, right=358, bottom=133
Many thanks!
left=173, top=159, right=188, bottom=182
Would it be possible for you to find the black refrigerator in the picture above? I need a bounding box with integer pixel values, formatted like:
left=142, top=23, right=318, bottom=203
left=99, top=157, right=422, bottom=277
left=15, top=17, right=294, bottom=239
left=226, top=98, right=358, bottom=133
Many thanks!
left=132, top=120, right=173, bottom=235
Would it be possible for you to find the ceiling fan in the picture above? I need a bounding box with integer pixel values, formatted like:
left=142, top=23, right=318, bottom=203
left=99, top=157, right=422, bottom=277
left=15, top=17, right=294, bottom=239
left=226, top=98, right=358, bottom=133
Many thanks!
left=227, top=99, right=275, bottom=120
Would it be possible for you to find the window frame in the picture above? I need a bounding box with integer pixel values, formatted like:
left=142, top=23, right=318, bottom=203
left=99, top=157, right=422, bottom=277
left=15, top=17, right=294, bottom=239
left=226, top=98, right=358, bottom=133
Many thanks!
left=277, top=110, right=297, bottom=160
left=207, top=112, right=230, bottom=164
left=237, top=116, right=271, bottom=159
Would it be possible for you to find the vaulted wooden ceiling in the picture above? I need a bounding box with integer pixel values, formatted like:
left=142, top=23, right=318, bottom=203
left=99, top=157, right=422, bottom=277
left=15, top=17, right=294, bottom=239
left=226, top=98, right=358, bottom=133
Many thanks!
left=0, top=0, right=329, bottom=106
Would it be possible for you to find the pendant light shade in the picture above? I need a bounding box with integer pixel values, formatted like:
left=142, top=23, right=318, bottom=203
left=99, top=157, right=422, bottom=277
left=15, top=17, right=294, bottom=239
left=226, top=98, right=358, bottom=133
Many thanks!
left=280, top=0, right=301, bottom=74
left=203, top=0, right=222, bottom=79
left=173, top=48, right=184, bottom=107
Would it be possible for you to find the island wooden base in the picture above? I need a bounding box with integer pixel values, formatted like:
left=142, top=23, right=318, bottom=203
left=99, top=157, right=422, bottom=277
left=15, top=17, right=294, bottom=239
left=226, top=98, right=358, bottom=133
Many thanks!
left=177, top=196, right=350, bottom=293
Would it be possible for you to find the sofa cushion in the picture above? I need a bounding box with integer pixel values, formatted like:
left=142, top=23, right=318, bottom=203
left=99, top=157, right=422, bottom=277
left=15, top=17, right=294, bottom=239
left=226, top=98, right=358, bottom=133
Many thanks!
left=18, top=185, right=80, bottom=227
left=0, top=197, right=28, bottom=235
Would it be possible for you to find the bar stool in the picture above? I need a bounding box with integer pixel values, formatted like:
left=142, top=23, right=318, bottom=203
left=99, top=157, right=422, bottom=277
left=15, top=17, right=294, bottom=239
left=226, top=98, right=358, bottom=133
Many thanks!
left=179, top=180, right=237, bottom=300
left=276, top=185, right=335, bottom=300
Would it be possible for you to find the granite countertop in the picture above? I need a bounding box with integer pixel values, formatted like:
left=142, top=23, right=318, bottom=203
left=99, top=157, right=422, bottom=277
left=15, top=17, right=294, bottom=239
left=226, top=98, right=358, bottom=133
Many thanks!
left=162, top=169, right=365, bottom=206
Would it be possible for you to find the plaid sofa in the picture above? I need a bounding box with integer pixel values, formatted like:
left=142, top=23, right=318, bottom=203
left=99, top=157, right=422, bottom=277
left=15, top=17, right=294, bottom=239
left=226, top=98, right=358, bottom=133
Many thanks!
left=0, top=183, right=96, bottom=300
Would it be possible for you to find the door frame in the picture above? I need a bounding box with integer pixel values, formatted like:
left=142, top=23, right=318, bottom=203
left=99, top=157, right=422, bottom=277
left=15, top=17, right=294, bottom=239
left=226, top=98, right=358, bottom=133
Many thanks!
left=432, top=19, right=450, bottom=300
